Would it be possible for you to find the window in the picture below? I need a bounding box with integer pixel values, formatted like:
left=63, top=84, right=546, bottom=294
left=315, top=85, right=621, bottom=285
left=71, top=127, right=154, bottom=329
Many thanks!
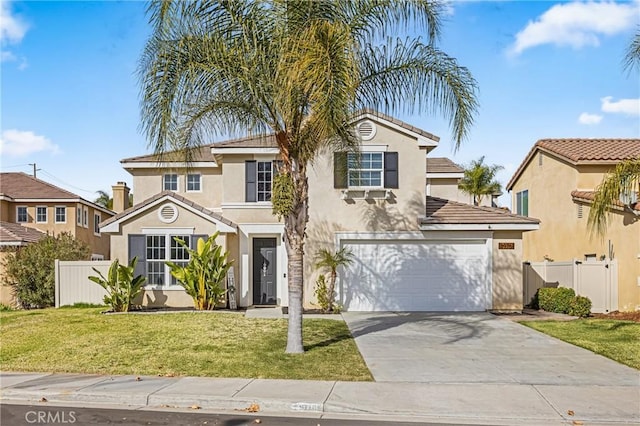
left=145, top=235, right=190, bottom=286
left=163, top=174, right=178, bottom=191
left=55, top=207, right=66, bottom=223
left=83, top=207, right=89, bottom=228
left=16, top=206, right=27, bottom=223
left=348, top=152, right=383, bottom=187
left=77, top=205, right=82, bottom=225
left=245, top=161, right=274, bottom=202
left=186, top=173, right=201, bottom=192
left=516, top=190, right=529, bottom=216
left=94, top=213, right=101, bottom=235
left=36, top=206, right=47, bottom=223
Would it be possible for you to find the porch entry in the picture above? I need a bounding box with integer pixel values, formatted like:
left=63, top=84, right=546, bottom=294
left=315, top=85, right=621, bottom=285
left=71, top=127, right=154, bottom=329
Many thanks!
left=253, top=238, right=277, bottom=305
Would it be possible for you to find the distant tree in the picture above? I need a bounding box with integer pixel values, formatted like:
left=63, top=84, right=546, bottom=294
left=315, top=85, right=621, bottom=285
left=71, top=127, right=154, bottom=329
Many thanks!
left=94, top=190, right=113, bottom=209
left=3, top=233, right=90, bottom=308
left=458, top=156, right=503, bottom=206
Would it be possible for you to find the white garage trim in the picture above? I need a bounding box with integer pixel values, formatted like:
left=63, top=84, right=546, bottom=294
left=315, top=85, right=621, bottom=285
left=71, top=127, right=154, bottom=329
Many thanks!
left=336, top=232, right=493, bottom=312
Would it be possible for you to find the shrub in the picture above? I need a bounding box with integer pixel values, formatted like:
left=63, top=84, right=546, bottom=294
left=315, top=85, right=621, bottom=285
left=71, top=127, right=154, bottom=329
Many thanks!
left=568, top=296, right=592, bottom=318
left=0, top=303, right=14, bottom=312
left=3, top=233, right=89, bottom=308
left=537, top=287, right=576, bottom=314
left=314, top=274, right=330, bottom=313
left=89, top=258, right=146, bottom=312
left=166, top=232, right=233, bottom=310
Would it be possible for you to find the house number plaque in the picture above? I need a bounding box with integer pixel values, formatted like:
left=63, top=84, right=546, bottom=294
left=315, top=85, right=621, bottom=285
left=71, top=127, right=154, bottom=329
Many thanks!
left=498, top=242, right=515, bottom=250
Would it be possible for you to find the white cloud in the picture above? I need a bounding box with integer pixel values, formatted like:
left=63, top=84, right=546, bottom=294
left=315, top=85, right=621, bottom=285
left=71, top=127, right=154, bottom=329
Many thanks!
left=510, top=1, right=639, bottom=55
left=0, top=130, right=60, bottom=157
left=0, top=1, right=28, bottom=44
left=601, top=96, right=640, bottom=116
left=578, top=112, right=603, bottom=125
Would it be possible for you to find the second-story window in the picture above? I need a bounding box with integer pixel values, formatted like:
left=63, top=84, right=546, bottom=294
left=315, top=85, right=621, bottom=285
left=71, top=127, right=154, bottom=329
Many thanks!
left=348, top=152, right=383, bottom=187
left=245, top=160, right=275, bottom=202
left=516, top=190, right=529, bottom=216
left=163, top=174, right=178, bottom=191
left=257, top=161, right=272, bottom=201
left=36, top=206, right=47, bottom=223
left=83, top=207, right=89, bottom=227
left=186, top=174, right=201, bottom=192
left=17, top=206, right=28, bottom=223
left=94, top=213, right=101, bottom=235
left=55, top=206, right=66, bottom=223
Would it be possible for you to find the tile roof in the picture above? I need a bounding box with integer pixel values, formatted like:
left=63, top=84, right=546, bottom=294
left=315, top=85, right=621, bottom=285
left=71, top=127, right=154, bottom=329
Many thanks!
left=426, top=157, right=464, bottom=173
left=101, top=191, right=238, bottom=230
left=507, top=139, right=640, bottom=190
left=121, top=144, right=217, bottom=163
left=214, top=134, right=277, bottom=148
left=0, top=222, right=46, bottom=245
left=0, top=172, right=79, bottom=199
left=571, top=190, right=639, bottom=212
left=422, top=196, right=540, bottom=225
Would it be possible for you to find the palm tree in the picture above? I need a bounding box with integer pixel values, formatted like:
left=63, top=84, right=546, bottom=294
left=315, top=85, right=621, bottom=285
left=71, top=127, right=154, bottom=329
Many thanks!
left=94, top=190, right=113, bottom=209
left=587, top=30, right=640, bottom=236
left=314, top=247, right=353, bottom=313
left=458, top=156, right=503, bottom=206
left=139, top=0, right=478, bottom=353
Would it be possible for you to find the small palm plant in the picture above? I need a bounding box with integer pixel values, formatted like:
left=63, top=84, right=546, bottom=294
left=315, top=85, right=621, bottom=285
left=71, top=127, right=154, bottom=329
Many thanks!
left=314, top=248, right=353, bottom=313
left=166, top=232, right=233, bottom=311
left=89, top=257, right=146, bottom=312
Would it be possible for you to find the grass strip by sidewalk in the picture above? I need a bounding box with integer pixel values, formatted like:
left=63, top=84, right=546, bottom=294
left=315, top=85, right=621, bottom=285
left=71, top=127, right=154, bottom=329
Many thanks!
left=521, top=319, right=640, bottom=370
left=0, top=308, right=372, bottom=381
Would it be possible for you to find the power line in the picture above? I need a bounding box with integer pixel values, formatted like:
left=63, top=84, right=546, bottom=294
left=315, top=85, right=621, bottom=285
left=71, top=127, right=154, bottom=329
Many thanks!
left=0, top=163, right=31, bottom=170
left=38, top=169, right=99, bottom=195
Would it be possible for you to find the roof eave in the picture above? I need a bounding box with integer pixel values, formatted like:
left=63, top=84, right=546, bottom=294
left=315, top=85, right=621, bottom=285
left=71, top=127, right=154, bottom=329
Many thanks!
left=419, top=223, right=540, bottom=231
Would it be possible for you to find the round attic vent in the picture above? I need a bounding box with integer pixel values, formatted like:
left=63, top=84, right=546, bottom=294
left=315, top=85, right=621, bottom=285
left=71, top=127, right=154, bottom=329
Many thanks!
left=158, top=203, right=178, bottom=224
left=357, top=120, right=376, bottom=141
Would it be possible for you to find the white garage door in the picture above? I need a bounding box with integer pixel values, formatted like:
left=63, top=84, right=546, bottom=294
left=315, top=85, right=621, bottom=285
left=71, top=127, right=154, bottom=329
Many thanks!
left=340, top=239, right=490, bottom=312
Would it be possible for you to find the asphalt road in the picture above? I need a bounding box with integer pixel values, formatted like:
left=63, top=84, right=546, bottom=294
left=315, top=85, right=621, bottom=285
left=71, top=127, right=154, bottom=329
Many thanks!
left=0, top=404, right=477, bottom=426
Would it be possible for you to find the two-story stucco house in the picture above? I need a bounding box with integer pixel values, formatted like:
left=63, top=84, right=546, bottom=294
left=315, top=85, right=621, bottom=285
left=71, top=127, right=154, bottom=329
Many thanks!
left=102, top=111, right=539, bottom=312
left=506, top=139, right=640, bottom=312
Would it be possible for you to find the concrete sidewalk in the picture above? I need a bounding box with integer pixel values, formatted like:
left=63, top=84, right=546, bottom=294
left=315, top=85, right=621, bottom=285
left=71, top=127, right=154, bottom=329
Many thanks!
left=1, top=372, right=638, bottom=425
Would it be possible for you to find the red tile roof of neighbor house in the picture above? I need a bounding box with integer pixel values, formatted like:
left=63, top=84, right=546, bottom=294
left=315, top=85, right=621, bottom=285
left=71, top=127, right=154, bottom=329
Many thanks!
left=0, top=221, right=46, bottom=245
left=506, top=139, right=640, bottom=190
left=422, top=196, right=539, bottom=225
left=571, top=190, right=640, bottom=212
left=426, top=157, right=464, bottom=174
left=0, top=172, right=79, bottom=199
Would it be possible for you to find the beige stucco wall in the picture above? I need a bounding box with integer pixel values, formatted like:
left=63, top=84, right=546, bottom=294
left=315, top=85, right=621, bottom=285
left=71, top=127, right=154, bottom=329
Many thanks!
left=0, top=249, right=17, bottom=306
left=511, top=152, right=640, bottom=311
left=492, top=231, right=524, bottom=311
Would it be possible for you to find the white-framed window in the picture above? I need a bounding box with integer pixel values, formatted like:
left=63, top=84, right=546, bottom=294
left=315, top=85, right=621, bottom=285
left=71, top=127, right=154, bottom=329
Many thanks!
left=36, top=206, right=47, bottom=223
left=163, top=174, right=178, bottom=191
left=83, top=207, right=89, bottom=228
left=16, top=206, right=28, bottom=223
left=145, top=234, right=190, bottom=286
left=77, top=204, right=82, bottom=225
left=186, top=173, right=201, bottom=192
left=257, top=161, right=272, bottom=202
left=516, top=190, right=529, bottom=217
left=94, top=213, right=101, bottom=235
left=348, top=152, right=383, bottom=187
left=55, top=206, right=66, bottom=223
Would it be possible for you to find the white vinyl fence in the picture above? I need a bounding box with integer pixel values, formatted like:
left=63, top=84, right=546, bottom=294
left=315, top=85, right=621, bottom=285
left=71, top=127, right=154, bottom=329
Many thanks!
left=54, top=260, right=110, bottom=307
left=523, top=259, right=618, bottom=313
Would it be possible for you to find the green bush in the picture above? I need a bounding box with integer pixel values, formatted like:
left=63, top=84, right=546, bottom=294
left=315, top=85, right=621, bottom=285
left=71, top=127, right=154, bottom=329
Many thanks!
left=3, top=233, right=89, bottom=308
left=89, top=258, right=146, bottom=312
left=568, top=296, right=592, bottom=318
left=537, top=287, right=575, bottom=314
left=314, top=274, right=330, bottom=313
left=0, top=303, right=15, bottom=312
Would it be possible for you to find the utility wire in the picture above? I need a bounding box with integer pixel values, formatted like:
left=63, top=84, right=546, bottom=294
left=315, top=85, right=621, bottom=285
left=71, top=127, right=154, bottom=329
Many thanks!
left=38, top=169, right=100, bottom=196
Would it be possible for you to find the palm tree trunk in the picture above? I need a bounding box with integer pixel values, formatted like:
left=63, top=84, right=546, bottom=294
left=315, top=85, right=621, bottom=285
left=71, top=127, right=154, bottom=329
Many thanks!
left=284, top=159, right=309, bottom=354
left=328, top=270, right=337, bottom=312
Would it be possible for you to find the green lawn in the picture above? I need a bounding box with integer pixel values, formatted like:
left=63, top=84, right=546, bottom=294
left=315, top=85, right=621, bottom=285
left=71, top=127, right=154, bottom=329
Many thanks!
left=0, top=308, right=372, bottom=381
left=521, top=319, right=640, bottom=370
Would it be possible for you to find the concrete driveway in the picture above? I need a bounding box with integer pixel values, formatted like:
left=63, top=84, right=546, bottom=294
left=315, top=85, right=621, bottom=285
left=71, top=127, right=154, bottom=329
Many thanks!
left=342, top=312, right=640, bottom=385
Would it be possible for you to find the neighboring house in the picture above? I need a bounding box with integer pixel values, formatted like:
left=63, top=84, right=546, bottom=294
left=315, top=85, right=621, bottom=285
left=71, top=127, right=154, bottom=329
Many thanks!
left=0, top=172, right=115, bottom=260
left=102, top=110, right=539, bottom=312
left=426, top=157, right=501, bottom=207
left=506, top=139, right=640, bottom=312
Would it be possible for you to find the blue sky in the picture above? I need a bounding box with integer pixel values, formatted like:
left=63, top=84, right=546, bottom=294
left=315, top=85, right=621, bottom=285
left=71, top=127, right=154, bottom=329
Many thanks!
left=1, top=0, right=639, bottom=208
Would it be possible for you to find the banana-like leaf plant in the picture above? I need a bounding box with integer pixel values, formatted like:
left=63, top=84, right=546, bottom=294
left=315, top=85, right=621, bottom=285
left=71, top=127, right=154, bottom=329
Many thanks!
left=166, top=232, right=233, bottom=310
left=89, top=257, right=146, bottom=312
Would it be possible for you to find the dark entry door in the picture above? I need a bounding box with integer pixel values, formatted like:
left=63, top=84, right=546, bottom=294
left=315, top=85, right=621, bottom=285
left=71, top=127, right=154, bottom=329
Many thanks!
left=253, top=238, right=277, bottom=305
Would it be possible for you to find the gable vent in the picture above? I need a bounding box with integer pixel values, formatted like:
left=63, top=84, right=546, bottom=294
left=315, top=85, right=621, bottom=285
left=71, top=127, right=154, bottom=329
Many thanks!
left=158, top=203, right=178, bottom=223
left=357, top=121, right=377, bottom=141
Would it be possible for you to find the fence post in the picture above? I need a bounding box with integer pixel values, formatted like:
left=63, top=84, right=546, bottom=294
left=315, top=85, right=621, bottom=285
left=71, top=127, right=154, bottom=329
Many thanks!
left=54, top=259, right=60, bottom=308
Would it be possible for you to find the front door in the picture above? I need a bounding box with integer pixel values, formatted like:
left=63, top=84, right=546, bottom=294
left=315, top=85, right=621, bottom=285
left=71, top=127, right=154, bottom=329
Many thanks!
left=253, top=238, right=277, bottom=305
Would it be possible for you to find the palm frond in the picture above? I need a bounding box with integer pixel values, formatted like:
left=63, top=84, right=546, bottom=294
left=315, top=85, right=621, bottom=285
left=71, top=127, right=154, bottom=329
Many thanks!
left=623, top=29, right=640, bottom=73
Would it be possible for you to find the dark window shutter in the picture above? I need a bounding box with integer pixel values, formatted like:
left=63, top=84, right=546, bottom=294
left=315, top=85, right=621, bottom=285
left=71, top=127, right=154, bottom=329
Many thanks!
left=128, top=234, right=146, bottom=278
left=384, top=152, right=398, bottom=189
left=245, top=161, right=257, bottom=202
left=334, top=152, right=348, bottom=189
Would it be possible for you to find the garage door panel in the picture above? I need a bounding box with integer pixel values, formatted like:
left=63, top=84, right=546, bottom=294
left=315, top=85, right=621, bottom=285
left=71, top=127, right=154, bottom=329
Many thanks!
left=340, top=240, right=489, bottom=312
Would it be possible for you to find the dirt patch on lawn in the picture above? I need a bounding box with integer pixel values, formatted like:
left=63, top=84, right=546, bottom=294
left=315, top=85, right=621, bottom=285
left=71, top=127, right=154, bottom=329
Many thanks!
left=591, top=311, right=640, bottom=323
